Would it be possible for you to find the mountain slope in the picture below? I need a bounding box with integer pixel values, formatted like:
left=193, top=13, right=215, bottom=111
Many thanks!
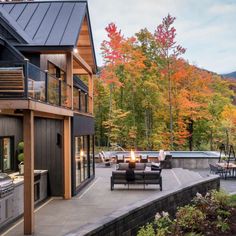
left=222, top=71, right=236, bottom=79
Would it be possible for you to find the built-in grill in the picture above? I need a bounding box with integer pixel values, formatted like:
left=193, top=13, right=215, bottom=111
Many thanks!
left=0, top=173, right=14, bottom=198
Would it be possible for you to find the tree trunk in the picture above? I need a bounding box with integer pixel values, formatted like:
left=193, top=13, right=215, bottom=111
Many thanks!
left=107, top=84, right=113, bottom=149
left=188, top=120, right=193, bottom=151
left=167, top=58, right=174, bottom=149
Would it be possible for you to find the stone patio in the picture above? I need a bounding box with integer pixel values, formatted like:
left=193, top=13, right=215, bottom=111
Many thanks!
left=1, top=166, right=223, bottom=236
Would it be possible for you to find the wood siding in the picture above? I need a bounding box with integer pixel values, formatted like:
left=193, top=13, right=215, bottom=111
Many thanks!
left=40, top=54, right=67, bottom=72
left=34, top=117, right=63, bottom=196
left=0, top=115, right=23, bottom=171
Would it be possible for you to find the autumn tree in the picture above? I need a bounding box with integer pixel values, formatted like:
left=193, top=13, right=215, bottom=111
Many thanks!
left=154, top=14, right=186, bottom=149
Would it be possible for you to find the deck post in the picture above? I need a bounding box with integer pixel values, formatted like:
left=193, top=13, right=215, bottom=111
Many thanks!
left=88, top=74, right=93, bottom=114
left=66, top=52, right=73, bottom=109
left=24, top=58, right=29, bottom=98
left=64, top=116, right=71, bottom=199
left=45, top=70, right=48, bottom=103
left=23, top=110, right=34, bottom=235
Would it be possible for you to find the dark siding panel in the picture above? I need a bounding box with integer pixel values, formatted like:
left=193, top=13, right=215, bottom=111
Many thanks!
left=45, top=2, right=74, bottom=46
left=33, top=2, right=62, bottom=45
left=17, top=3, right=38, bottom=30
left=0, top=116, right=23, bottom=171
left=10, top=4, right=26, bottom=20
left=73, top=114, right=95, bottom=136
left=60, top=3, right=85, bottom=46
left=0, top=25, right=19, bottom=44
left=34, top=118, right=63, bottom=196
left=22, top=53, right=40, bottom=67
left=24, top=3, right=50, bottom=39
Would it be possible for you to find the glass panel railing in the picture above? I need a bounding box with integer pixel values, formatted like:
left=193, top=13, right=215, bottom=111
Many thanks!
left=61, top=81, right=71, bottom=108
left=88, top=96, right=93, bottom=114
left=73, top=87, right=91, bottom=114
left=28, top=63, right=46, bottom=101
left=73, top=87, right=79, bottom=110
left=0, top=60, right=73, bottom=110
left=48, top=74, right=59, bottom=106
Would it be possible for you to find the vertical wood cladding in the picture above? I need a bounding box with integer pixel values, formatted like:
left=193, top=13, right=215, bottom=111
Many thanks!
left=40, top=54, right=67, bottom=72
left=0, top=115, right=23, bottom=171
left=34, top=118, right=63, bottom=196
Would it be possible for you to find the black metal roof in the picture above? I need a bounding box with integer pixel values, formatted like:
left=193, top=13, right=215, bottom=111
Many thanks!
left=0, top=1, right=87, bottom=47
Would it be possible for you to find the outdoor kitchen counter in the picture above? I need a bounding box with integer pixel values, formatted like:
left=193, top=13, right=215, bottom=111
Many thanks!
left=0, top=170, right=48, bottom=231
left=9, top=170, right=48, bottom=187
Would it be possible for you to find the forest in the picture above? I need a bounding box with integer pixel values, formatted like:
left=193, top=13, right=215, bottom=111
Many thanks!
left=94, top=14, right=236, bottom=151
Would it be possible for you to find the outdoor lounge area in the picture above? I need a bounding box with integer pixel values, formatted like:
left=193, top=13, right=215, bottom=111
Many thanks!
left=111, top=163, right=162, bottom=190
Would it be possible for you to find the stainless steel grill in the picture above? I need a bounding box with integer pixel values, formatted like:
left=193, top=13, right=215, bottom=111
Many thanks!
left=0, top=173, right=14, bottom=198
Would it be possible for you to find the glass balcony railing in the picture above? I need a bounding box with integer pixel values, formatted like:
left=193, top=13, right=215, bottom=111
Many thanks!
left=0, top=60, right=71, bottom=109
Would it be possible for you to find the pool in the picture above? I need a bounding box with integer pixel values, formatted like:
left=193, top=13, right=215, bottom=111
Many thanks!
left=103, top=151, right=220, bottom=159
left=101, top=151, right=220, bottom=169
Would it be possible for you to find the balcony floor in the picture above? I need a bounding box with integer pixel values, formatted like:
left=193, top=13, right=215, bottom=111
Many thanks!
left=1, top=166, right=230, bottom=236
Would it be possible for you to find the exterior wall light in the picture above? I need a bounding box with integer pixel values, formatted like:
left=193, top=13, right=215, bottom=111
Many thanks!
left=73, top=48, right=78, bottom=54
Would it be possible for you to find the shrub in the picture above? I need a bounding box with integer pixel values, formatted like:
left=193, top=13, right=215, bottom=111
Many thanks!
left=211, top=190, right=231, bottom=209
left=137, top=223, right=155, bottom=236
left=154, top=212, right=173, bottom=236
left=215, top=215, right=230, bottom=233
left=175, top=205, right=206, bottom=232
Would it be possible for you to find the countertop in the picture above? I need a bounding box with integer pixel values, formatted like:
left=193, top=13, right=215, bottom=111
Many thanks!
left=9, top=170, right=48, bottom=187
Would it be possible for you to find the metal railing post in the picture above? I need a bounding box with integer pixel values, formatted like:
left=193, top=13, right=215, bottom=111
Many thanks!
left=45, top=70, right=48, bottom=103
left=24, top=58, right=29, bottom=98
left=59, top=78, right=62, bottom=106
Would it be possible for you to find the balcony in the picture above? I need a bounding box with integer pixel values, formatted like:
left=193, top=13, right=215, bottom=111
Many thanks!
left=0, top=60, right=71, bottom=109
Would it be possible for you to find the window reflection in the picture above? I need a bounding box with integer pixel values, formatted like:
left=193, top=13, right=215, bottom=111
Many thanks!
left=75, top=135, right=94, bottom=188
left=0, top=137, right=13, bottom=172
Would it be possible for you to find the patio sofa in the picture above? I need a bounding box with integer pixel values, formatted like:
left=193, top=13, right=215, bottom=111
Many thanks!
left=110, top=163, right=162, bottom=191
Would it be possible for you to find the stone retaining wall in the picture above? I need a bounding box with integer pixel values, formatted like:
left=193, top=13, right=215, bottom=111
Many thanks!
left=68, top=176, right=220, bottom=236
left=171, top=157, right=219, bottom=169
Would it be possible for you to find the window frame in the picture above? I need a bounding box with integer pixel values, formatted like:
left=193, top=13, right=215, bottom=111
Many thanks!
left=0, top=136, right=14, bottom=173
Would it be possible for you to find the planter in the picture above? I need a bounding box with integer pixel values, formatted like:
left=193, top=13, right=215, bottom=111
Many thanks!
left=18, top=162, right=24, bottom=175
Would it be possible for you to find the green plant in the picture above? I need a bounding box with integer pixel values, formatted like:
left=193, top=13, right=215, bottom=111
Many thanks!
left=216, top=215, right=230, bottom=233
left=211, top=190, right=231, bottom=208
left=229, top=194, right=236, bottom=207
left=176, top=205, right=206, bottom=232
left=216, top=209, right=231, bottom=219
left=17, top=141, right=24, bottom=162
left=185, top=233, right=203, bottom=236
left=137, top=223, right=155, bottom=236
left=154, top=212, right=173, bottom=236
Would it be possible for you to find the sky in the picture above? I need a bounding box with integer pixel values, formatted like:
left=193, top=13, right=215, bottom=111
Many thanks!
left=87, top=0, right=236, bottom=74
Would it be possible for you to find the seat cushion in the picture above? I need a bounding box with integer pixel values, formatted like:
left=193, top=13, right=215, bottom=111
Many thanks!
left=118, top=163, right=129, bottom=170
left=135, top=163, right=146, bottom=170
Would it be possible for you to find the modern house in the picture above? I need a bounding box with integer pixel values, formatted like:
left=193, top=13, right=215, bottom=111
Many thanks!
left=0, top=0, right=97, bottom=234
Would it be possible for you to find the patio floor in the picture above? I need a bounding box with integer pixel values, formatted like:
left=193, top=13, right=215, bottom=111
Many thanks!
left=0, top=166, right=227, bottom=236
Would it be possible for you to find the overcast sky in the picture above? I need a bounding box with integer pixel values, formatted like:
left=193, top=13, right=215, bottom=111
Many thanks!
left=87, top=0, right=236, bottom=74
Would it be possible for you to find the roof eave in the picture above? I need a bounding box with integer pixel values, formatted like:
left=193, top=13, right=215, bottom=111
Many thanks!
left=14, top=44, right=74, bottom=53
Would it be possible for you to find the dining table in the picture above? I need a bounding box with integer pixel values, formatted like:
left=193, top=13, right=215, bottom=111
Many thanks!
left=216, top=162, right=236, bottom=177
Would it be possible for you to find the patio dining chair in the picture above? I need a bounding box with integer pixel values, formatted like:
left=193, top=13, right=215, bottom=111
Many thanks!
left=209, top=163, right=231, bottom=179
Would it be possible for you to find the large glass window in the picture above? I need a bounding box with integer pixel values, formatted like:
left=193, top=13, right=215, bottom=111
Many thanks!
left=74, top=135, right=94, bottom=188
left=89, top=136, right=94, bottom=177
left=48, top=62, right=67, bottom=106
left=0, top=137, right=13, bottom=172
